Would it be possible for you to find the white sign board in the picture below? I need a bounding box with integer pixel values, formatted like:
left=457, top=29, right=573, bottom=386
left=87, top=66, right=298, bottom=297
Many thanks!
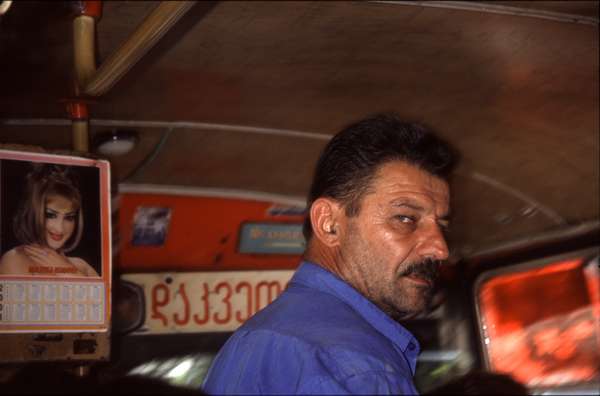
left=122, top=270, right=295, bottom=334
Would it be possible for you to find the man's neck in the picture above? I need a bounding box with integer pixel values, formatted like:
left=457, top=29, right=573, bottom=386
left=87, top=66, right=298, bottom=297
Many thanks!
left=303, top=240, right=346, bottom=280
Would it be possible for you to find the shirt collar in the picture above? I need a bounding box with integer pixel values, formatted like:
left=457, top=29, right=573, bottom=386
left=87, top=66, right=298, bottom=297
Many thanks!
left=290, top=261, right=420, bottom=372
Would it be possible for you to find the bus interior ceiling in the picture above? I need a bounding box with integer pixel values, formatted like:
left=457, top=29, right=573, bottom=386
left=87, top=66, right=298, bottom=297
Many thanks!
left=1, top=1, right=598, bottom=261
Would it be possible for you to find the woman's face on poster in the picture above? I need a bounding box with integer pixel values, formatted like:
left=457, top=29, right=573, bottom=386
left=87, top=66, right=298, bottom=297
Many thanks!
left=44, top=194, right=77, bottom=250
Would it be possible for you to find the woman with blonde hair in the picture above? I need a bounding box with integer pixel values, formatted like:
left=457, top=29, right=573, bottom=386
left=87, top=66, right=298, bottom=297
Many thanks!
left=0, top=163, right=98, bottom=276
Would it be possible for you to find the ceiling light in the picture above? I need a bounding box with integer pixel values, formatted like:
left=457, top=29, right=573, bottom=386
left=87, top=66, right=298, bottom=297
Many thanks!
left=94, top=130, right=139, bottom=156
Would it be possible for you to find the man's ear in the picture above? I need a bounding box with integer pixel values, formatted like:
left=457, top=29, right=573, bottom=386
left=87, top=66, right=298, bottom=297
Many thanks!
left=310, top=197, right=343, bottom=247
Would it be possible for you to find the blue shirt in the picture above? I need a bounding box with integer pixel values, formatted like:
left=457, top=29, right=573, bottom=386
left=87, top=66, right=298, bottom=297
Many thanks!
left=202, top=261, right=421, bottom=395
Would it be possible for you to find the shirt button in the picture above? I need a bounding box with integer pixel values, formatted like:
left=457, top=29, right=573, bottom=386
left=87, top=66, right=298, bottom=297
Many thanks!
left=408, top=342, right=416, bottom=351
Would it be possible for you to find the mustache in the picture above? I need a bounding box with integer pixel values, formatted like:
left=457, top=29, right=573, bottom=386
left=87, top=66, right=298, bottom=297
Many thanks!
left=400, top=258, right=442, bottom=285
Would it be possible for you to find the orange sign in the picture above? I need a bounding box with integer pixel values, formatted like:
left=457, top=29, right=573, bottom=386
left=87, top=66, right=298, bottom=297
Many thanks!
left=117, top=186, right=306, bottom=272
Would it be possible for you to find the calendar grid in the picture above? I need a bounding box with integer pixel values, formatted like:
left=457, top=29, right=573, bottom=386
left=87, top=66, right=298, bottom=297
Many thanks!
left=0, top=280, right=105, bottom=327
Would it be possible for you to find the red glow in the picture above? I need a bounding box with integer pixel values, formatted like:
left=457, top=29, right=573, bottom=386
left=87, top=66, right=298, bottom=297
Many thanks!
left=478, top=257, right=600, bottom=388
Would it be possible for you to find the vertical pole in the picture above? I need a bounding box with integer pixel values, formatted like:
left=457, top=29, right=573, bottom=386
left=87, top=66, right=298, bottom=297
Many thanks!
left=67, top=102, right=90, bottom=153
left=70, top=2, right=103, bottom=378
left=71, top=0, right=102, bottom=152
left=68, top=101, right=90, bottom=376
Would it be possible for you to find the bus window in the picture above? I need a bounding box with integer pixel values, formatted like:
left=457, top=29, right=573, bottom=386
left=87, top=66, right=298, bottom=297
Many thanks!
left=475, top=252, right=599, bottom=391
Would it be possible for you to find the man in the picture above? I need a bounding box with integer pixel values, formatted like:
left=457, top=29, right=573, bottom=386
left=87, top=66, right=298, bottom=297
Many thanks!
left=202, top=113, right=456, bottom=394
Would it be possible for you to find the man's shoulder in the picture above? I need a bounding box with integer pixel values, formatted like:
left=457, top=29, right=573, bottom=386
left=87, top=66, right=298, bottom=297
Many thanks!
left=204, top=284, right=415, bottom=395
left=246, top=283, right=360, bottom=330
left=238, top=283, right=389, bottom=353
left=205, top=317, right=413, bottom=395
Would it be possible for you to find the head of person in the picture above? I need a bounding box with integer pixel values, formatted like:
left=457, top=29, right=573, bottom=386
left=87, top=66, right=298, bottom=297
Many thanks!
left=303, top=113, right=457, bottom=320
left=13, top=164, right=84, bottom=253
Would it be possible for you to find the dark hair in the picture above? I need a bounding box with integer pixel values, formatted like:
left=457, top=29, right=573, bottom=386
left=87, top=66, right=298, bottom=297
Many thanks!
left=13, top=163, right=84, bottom=252
left=303, top=113, right=457, bottom=240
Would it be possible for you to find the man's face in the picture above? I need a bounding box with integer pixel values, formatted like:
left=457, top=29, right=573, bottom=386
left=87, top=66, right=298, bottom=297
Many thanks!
left=337, top=161, right=450, bottom=319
